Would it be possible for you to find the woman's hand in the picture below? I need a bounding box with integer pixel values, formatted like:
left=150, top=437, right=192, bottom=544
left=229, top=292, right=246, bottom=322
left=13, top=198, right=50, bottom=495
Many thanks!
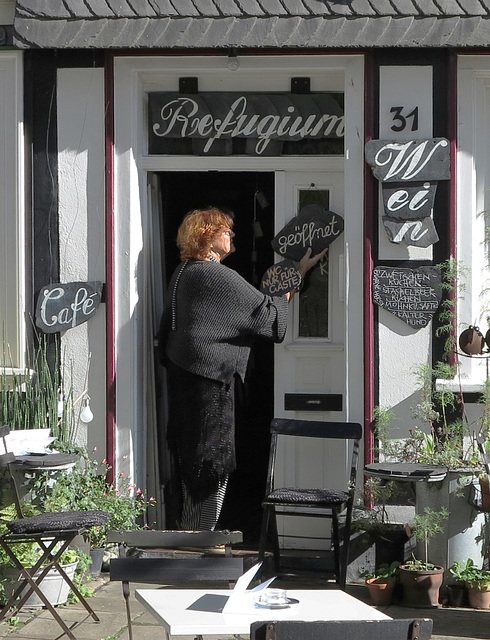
left=285, top=247, right=328, bottom=301
left=298, top=247, right=328, bottom=277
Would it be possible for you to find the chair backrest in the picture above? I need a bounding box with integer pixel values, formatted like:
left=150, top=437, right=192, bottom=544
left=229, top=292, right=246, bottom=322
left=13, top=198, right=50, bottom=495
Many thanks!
left=266, top=418, right=362, bottom=494
left=251, top=618, right=433, bottom=640
left=0, top=424, right=24, bottom=518
left=0, top=425, right=16, bottom=466
left=108, top=529, right=244, bottom=586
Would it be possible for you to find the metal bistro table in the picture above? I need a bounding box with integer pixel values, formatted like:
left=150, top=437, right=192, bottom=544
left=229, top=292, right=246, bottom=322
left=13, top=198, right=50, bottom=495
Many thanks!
left=135, top=588, right=391, bottom=639
left=364, top=463, right=447, bottom=483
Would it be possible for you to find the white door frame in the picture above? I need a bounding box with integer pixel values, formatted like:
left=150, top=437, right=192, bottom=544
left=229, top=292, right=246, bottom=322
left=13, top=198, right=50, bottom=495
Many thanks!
left=112, top=54, right=365, bottom=488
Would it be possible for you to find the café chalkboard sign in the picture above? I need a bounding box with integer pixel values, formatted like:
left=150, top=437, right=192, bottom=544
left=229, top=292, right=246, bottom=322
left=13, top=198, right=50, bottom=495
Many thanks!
left=271, top=204, right=344, bottom=261
left=260, top=260, right=302, bottom=297
left=35, top=282, right=103, bottom=334
left=372, top=266, right=441, bottom=328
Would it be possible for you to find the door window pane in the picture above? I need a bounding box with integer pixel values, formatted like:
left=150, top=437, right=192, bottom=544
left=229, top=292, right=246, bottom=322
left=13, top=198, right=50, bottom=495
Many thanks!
left=298, top=188, right=329, bottom=338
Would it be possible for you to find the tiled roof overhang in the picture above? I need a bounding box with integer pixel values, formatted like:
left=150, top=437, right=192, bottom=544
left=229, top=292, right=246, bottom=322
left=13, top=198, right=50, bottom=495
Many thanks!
left=12, top=1, right=490, bottom=50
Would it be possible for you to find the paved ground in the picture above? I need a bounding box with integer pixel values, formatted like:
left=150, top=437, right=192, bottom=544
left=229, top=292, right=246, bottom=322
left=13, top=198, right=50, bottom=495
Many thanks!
left=0, top=569, right=489, bottom=640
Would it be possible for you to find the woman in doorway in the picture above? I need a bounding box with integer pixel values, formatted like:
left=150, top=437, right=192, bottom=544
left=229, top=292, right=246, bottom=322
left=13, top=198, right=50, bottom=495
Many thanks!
left=160, top=206, right=325, bottom=531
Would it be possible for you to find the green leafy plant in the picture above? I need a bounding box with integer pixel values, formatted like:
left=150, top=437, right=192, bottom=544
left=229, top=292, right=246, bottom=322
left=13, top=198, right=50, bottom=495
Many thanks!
left=361, top=561, right=400, bottom=584
left=0, top=334, right=79, bottom=450
left=405, top=507, right=449, bottom=569
left=372, top=363, right=482, bottom=472
left=33, top=450, right=156, bottom=548
left=354, top=476, right=402, bottom=536
left=449, top=558, right=490, bottom=590
left=449, top=559, right=476, bottom=585
left=372, top=258, right=486, bottom=473
left=435, top=258, right=469, bottom=359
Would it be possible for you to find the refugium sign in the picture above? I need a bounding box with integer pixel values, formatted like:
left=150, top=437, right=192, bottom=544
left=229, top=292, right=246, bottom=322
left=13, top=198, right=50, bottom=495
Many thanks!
left=148, top=92, right=344, bottom=156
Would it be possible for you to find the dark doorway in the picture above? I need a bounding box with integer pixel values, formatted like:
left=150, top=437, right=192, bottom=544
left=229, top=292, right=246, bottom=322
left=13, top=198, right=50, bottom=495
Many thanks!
left=159, top=171, right=275, bottom=543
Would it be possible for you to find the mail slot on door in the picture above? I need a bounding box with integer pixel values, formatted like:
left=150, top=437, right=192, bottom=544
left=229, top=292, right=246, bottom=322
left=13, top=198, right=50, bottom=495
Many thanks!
left=284, top=394, right=343, bottom=412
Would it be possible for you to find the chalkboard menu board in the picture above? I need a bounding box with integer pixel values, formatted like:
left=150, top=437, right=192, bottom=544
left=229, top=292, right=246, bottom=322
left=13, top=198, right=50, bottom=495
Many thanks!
left=372, top=266, right=441, bottom=328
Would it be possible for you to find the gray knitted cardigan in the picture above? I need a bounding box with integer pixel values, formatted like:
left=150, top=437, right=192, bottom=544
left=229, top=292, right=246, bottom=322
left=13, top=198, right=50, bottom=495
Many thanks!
left=163, top=259, right=289, bottom=383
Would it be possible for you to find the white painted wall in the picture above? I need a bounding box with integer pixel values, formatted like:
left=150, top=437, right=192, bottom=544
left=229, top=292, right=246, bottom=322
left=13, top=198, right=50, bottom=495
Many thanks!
left=451, top=57, right=490, bottom=433
left=377, top=66, right=434, bottom=439
left=458, top=58, right=490, bottom=389
left=57, top=67, right=106, bottom=459
left=0, top=0, right=15, bottom=24
left=0, top=52, right=24, bottom=370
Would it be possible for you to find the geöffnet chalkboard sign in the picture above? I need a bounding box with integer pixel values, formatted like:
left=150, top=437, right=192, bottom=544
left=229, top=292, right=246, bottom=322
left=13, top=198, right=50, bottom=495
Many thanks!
left=271, top=204, right=344, bottom=261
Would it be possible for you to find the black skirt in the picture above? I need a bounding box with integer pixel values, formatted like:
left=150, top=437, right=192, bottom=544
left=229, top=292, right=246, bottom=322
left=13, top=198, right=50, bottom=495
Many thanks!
left=166, top=361, right=236, bottom=502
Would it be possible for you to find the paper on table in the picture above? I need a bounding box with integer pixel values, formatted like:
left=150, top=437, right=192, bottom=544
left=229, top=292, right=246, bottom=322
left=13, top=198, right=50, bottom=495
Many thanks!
left=4, top=429, right=55, bottom=455
left=186, top=562, right=277, bottom=614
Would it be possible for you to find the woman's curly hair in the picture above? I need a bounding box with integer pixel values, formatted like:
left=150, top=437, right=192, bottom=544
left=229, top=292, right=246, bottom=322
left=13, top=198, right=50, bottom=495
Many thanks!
left=177, top=207, right=234, bottom=261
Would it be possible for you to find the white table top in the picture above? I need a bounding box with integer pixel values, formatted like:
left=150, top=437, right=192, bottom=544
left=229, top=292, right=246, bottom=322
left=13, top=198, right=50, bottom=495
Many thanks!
left=135, top=588, right=390, bottom=637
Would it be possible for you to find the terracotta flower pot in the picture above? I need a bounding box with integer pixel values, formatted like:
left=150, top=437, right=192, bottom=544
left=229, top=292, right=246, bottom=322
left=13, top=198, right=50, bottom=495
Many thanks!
left=399, top=564, right=444, bottom=608
left=467, top=584, right=490, bottom=609
left=365, top=577, right=395, bottom=606
left=479, top=476, right=490, bottom=510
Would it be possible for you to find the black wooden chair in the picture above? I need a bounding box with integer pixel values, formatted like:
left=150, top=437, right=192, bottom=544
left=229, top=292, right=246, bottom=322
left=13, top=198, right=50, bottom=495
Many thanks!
left=251, top=618, right=433, bottom=640
left=0, top=425, right=110, bottom=640
left=258, top=418, right=362, bottom=589
left=108, top=528, right=244, bottom=640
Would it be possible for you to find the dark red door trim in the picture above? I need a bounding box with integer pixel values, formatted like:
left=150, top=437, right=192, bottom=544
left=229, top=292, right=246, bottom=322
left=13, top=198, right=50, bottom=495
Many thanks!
left=363, top=52, right=377, bottom=467
left=104, top=52, right=116, bottom=484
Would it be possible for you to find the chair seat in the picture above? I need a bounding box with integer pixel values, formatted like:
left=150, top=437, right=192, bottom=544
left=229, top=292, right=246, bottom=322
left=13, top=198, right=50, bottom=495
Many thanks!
left=264, top=487, right=349, bottom=506
left=7, top=510, right=111, bottom=534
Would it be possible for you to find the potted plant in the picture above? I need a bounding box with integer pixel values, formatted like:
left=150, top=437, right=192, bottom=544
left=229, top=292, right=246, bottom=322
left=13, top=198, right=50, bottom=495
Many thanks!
left=361, top=561, right=400, bottom=606
left=354, top=476, right=411, bottom=567
left=33, top=450, right=155, bottom=575
left=446, top=560, right=472, bottom=607
left=371, top=354, right=488, bottom=570
left=0, top=335, right=79, bottom=449
left=452, top=558, right=490, bottom=609
left=398, top=507, right=448, bottom=608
